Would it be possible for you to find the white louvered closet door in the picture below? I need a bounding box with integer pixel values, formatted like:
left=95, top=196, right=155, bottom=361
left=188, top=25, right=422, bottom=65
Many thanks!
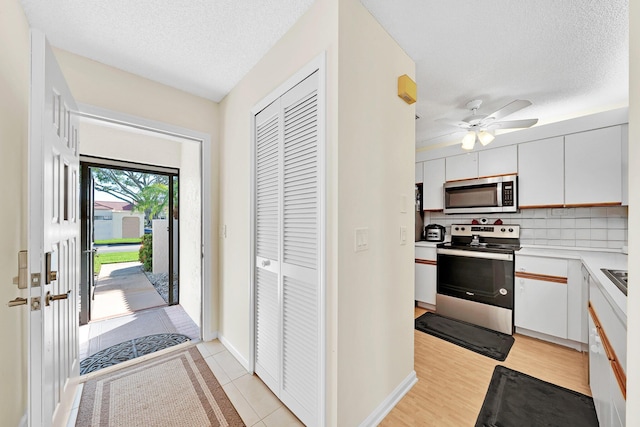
left=254, top=71, right=320, bottom=427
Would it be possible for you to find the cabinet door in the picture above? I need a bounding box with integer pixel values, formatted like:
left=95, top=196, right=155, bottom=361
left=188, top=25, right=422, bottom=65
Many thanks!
left=589, top=315, right=612, bottom=427
left=515, top=278, right=568, bottom=338
left=445, top=153, right=478, bottom=181
left=415, top=161, right=424, bottom=183
left=518, top=137, right=564, bottom=207
left=565, top=126, right=622, bottom=205
left=478, top=145, right=518, bottom=177
left=422, top=158, right=445, bottom=210
left=415, top=262, right=436, bottom=305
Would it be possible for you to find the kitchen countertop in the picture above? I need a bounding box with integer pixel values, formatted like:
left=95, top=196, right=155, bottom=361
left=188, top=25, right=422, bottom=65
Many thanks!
left=518, top=245, right=627, bottom=321
left=415, top=240, right=440, bottom=248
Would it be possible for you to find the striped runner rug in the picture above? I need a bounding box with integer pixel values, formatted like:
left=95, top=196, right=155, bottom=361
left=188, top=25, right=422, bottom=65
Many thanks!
left=76, top=346, right=245, bottom=426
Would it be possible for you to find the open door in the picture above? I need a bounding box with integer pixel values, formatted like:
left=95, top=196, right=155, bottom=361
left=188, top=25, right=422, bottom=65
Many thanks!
left=79, top=163, right=94, bottom=325
left=28, top=30, right=80, bottom=426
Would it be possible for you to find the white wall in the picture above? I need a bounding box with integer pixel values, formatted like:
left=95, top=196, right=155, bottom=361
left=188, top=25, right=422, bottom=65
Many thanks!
left=626, top=1, right=639, bottom=424
left=219, top=0, right=415, bottom=424
left=0, top=0, right=30, bottom=424
left=179, top=141, right=202, bottom=328
left=152, top=219, right=169, bottom=274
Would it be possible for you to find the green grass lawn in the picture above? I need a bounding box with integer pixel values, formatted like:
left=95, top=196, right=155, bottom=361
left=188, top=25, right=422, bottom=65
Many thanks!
left=94, top=251, right=140, bottom=275
left=94, top=237, right=142, bottom=245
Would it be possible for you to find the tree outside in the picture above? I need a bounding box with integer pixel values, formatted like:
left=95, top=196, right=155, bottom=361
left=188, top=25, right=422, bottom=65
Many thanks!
left=92, top=168, right=172, bottom=227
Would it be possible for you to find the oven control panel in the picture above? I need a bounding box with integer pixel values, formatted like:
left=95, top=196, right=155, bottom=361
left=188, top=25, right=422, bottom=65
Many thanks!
left=451, top=224, right=520, bottom=238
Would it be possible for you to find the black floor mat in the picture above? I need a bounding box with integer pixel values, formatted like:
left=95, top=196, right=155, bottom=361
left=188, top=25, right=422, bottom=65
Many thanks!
left=476, top=365, right=599, bottom=427
left=80, top=333, right=190, bottom=374
left=415, top=312, right=514, bottom=361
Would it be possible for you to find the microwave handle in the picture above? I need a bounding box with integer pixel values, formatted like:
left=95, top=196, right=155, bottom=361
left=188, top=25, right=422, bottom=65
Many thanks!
left=496, top=182, right=503, bottom=207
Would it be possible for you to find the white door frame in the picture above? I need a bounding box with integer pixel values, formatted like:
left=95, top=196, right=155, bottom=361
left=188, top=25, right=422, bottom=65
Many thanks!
left=76, top=104, right=215, bottom=340
left=249, top=52, right=327, bottom=426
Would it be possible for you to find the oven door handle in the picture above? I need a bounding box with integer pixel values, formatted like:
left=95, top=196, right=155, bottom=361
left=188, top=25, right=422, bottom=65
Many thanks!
left=436, top=248, right=513, bottom=261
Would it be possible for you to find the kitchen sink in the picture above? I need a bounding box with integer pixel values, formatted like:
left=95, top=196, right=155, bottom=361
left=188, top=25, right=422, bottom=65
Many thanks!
left=601, top=269, right=628, bottom=296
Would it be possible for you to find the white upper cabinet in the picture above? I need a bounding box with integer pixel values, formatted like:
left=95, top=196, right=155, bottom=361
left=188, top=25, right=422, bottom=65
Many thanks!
left=415, top=161, right=424, bottom=183
left=445, top=152, right=478, bottom=181
left=422, top=158, right=445, bottom=210
left=565, top=126, right=622, bottom=205
left=478, top=145, right=518, bottom=178
left=518, top=137, right=564, bottom=207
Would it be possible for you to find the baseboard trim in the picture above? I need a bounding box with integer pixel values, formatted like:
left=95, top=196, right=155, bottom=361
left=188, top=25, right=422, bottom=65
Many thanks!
left=359, top=370, right=418, bottom=427
left=202, top=329, right=218, bottom=342
left=219, top=334, right=250, bottom=371
left=515, top=327, right=587, bottom=352
left=19, top=411, right=27, bottom=427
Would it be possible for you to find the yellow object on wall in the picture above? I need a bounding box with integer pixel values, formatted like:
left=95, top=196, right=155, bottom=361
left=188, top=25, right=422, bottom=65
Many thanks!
left=398, top=74, right=417, bottom=104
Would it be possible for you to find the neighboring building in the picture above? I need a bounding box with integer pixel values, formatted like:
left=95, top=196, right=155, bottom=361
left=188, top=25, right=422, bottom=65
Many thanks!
left=94, top=201, right=145, bottom=240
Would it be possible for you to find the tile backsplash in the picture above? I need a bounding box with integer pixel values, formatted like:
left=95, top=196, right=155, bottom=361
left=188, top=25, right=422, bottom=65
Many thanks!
left=425, top=206, right=628, bottom=250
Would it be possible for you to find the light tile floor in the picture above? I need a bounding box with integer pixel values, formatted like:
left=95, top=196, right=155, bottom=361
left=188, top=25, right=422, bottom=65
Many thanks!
left=196, top=340, right=304, bottom=427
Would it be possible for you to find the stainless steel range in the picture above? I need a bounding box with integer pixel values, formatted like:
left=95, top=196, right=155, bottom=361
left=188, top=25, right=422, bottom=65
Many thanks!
left=436, top=224, right=521, bottom=335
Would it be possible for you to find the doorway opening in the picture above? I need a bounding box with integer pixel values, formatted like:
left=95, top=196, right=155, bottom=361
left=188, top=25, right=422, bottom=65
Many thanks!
left=80, top=159, right=181, bottom=323
left=76, top=114, right=205, bottom=374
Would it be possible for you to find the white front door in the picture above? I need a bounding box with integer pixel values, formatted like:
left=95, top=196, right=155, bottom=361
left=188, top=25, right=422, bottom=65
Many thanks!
left=28, top=30, right=80, bottom=427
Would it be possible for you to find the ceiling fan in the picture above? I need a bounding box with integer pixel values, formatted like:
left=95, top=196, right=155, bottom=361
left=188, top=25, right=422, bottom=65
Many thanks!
left=438, top=99, right=538, bottom=150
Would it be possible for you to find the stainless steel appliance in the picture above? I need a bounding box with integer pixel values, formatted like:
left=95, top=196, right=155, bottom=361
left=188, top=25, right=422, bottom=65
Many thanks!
left=436, top=224, right=520, bottom=335
left=601, top=268, right=628, bottom=296
left=443, top=175, right=518, bottom=214
left=425, top=224, right=445, bottom=242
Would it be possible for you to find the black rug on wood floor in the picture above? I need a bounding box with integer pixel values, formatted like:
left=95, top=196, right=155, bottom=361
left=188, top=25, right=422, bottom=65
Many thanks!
left=415, top=312, right=514, bottom=361
left=80, top=333, right=191, bottom=374
left=476, top=365, right=599, bottom=427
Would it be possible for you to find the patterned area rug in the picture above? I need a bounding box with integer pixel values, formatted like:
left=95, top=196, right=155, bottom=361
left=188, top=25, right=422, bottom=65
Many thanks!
left=80, top=333, right=191, bottom=374
left=76, top=346, right=245, bottom=426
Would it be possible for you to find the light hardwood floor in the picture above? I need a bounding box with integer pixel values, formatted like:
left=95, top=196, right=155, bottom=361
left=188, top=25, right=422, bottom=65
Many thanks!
left=381, top=307, right=590, bottom=426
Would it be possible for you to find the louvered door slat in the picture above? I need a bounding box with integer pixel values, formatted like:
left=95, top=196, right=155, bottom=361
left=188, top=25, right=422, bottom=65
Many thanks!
left=254, top=70, right=320, bottom=427
left=282, top=276, right=318, bottom=416
left=255, top=111, right=280, bottom=262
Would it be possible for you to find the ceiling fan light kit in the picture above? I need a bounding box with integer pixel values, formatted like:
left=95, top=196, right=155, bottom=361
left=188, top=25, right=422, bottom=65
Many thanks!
left=438, top=99, right=538, bottom=150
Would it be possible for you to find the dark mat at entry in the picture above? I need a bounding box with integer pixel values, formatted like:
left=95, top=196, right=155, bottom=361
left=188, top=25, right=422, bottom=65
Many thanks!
left=476, top=365, right=599, bottom=427
left=80, top=333, right=190, bottom=374
left=415, top=312, right=514, bottom=361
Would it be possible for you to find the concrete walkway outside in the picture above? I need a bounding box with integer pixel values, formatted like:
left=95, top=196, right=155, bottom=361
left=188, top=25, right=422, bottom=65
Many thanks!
left=91, top=261, right=166, bottom=321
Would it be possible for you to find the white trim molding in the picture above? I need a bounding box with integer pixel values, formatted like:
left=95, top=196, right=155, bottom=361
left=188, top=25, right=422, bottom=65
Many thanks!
left=359, top=371, right=418, bottom=427
left=219, top=334, right=250, bottom=371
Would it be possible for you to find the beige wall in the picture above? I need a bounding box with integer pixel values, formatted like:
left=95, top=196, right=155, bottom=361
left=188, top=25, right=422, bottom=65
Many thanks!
left=627, top=1, right=639, bottom=425
left=219, top=0, right=414, bottom=424
left=336, top=1, right=415, bottom=425
left=0, top=0, right=30, bottom=424
left=57, top=52, right=219, bottom=336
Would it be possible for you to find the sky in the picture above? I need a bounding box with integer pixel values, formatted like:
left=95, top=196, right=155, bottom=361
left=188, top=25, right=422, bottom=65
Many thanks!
left=94, top=189, right=124, bottom=202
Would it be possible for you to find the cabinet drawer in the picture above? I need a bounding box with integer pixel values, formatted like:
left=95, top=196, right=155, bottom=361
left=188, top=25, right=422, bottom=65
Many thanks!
left=415, top=246, right=436, bottom=261
left=515, top=256, right=568, bottom=278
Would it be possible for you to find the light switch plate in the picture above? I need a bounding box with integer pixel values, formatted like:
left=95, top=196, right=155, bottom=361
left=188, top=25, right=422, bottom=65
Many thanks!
left=355, top=227, right=369, bottom=252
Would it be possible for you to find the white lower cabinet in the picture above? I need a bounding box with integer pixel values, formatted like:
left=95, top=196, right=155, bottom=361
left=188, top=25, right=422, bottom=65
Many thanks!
left=515, top=256, right=568, bottom=339
left=589, top=314, right=612, bottom=426
left=415, top=246, right=436, bottom=305
left=589, top=274, right=627, bottom=427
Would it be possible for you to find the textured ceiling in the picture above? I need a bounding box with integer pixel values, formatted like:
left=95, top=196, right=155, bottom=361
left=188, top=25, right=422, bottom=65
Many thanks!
left=361, top=0, right=628, bottom=149
left=19, top=0, right=315, bottom=102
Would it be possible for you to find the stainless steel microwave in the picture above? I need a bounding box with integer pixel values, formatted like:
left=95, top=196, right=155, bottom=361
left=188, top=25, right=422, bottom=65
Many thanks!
left=443, top=175, right=518, bottom=214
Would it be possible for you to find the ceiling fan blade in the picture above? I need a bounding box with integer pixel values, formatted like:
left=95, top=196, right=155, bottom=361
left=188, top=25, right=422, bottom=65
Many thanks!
left=489, top=118, right=539, bottom=129
left=485, top=100, right=532, bottom=121
left=436, top=118, right=471, bottom=129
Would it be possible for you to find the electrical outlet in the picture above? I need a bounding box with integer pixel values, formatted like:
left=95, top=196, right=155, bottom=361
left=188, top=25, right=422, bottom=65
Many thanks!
left=354, top=227, right=369, bottom=252
left=400, top=226, right=407, bottom=245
